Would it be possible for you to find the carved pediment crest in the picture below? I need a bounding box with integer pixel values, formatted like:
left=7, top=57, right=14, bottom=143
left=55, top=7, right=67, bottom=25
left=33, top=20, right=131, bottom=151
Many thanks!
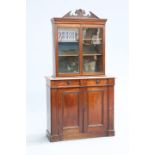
left=63, top=9, right=99, bottom=19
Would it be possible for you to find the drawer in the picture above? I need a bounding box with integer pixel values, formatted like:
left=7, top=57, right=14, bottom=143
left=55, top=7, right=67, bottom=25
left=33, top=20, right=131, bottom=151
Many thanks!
left=86, top=79, right=108, bottom=86
left=55, top=80, right=80, bottom=87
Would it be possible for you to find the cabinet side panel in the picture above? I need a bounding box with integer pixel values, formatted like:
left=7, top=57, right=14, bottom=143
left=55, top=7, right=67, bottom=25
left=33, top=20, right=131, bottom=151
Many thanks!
left=51, top=88, right=59, bottom=135
left=52, top=23, right=56, bottom=77
left=46, top=85, right=51, bottom=133
left=108, top=85, right=115, bottom=135
left=103, top=25, right=105, bottom=74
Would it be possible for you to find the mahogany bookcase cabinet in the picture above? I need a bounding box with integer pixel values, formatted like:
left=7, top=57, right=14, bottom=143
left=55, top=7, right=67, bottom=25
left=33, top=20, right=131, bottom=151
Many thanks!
left=46, top=9, right=115, bottom=142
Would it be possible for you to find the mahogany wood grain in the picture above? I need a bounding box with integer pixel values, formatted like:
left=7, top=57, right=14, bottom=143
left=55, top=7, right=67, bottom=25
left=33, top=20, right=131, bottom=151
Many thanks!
left=46, top=77, right=115, bottom=142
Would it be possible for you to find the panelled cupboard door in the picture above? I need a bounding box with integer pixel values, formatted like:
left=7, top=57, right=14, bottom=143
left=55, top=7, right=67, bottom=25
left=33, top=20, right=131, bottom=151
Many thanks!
left=58, top=88, right=83, bottom=139
left=57, top=86, right=109, bottom=139
left=84, top=87, right=108, bottom=135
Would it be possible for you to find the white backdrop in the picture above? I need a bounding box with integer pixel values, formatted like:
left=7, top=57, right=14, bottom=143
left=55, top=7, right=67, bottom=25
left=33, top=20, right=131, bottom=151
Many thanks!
left=27, top=0, right=129, bottom=155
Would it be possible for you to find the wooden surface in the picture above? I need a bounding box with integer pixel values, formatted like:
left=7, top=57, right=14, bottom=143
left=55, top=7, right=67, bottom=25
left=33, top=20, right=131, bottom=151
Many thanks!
left=46, top=77, right=115, bottom=142
left=46, top=75, right=115, bottom=80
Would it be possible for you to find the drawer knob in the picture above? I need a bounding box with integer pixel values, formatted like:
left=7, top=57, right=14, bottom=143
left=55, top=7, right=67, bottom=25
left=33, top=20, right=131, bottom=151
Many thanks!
left=96, top=79, right=100, bottom=84
left=67, top=81, right=71, bottom=85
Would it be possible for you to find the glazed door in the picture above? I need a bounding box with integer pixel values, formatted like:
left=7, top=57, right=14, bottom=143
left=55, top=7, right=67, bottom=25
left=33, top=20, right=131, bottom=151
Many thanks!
left=58, top=88, right=83, bottom=139
left=82, top=26, right=105, bottom=75
left=84, top=87, right=108, bottom=135
left=56, top=26, right=81, bottom=76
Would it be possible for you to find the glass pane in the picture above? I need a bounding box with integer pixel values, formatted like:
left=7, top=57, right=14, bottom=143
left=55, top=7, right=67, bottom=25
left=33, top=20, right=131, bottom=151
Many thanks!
left=83, top=56, right=103, bottom=72
left=58, top=28, right=79, bottom=73
left=58, top=28, right=79, bottom=42
left=83, top=28, right=103, bottom=73
left=83, top=44, right=102, bottom=54
left=83, top=28, right=103, bottom=55
left=59, top=56, right=79, bottom=73
left=58, top=42, right=79, bottom=56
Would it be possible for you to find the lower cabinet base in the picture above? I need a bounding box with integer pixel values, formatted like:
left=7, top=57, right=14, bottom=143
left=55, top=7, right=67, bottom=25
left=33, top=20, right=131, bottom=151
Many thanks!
left=46, top=76, right=115, bottom=142
left=46, top=130, right=115, bottom=142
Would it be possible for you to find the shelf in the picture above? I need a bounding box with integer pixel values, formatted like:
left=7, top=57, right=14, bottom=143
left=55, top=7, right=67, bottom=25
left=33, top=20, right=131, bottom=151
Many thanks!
left=59, top=71, right=79, bottom=74
left=58, top=41, right=79, bottom=43
left=83, top=53, right=102, bottom=56
left=83, top=38, right=102, bottom=41
left=59, top=55, right=79, bottom=57
left=83, top=43, right=102, bottom=45
left=83, top=51, right=102, bottom=55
